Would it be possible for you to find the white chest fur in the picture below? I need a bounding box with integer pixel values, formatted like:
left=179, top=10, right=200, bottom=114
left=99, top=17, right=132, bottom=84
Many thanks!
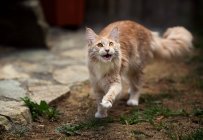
left=92, top=62, right=114, bottom=80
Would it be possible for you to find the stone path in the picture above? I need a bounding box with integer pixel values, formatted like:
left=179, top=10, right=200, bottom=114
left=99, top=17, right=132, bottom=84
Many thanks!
left=0, top=29, right=89, bottom=130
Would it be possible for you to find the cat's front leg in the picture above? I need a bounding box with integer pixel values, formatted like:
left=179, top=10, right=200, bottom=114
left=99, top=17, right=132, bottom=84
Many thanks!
left=101, top=82, right=122, bottom=109
left=95, top=104, right=108, bottom=118
left=95, top=93, right=108, bottom=118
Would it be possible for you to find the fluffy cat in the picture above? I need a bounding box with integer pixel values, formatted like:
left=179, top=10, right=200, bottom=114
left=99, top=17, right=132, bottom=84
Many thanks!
left=86, top=20, right=193, bottom=118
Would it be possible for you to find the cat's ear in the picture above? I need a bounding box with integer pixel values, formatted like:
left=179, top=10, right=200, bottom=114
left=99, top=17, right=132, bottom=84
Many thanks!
left=86, top=27, right=98, bottom=46
left=109, top=27, right=119, bottom=42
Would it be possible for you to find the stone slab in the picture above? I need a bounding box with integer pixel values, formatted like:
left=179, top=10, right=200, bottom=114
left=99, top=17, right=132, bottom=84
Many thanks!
left=53, top=65, right=89, bottom=85
left=0, top=116, right=12, bottom=130
left=0, top=80, right=27, bottom=100
left=0, top=100, right=32, bottom=130
left=0, top=65, right=29, bottom=80
left=28, top=85, right=70, bottom=103
left=60, top=49, right=87, bottom=60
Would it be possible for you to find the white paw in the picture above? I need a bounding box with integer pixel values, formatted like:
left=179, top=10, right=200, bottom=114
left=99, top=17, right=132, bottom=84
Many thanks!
left=127, top=99, right=139, bottom=106
left=95, top=112, right=107, bottom=118
left=100, top=100, right=112, bottom=109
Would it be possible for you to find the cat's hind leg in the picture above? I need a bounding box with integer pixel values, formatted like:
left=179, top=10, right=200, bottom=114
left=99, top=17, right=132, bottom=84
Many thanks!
left=127, top=87, right=140, bottom=106
left=127, top=72, right=143, bottom=106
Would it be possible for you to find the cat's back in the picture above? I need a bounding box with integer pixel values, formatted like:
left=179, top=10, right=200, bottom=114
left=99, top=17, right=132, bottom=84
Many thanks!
left=99, top=20, right=152, bottom=42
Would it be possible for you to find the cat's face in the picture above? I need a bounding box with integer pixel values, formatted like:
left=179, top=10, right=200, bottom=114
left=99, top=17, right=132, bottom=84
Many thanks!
left=86, top=27, right=120, bottom=63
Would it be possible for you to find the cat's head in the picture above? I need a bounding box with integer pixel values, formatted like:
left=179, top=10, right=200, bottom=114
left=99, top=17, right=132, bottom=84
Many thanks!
left=86, top=27, right=120, bottom=63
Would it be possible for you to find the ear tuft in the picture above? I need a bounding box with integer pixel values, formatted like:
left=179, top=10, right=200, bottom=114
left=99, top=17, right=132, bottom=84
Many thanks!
left=85, top=27, right=97, bottom=46
left=109, top=27, right=119, bottom=42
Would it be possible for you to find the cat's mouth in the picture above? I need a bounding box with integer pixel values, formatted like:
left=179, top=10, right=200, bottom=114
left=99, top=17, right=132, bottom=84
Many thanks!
left=101, top=54, right=112, bottom=60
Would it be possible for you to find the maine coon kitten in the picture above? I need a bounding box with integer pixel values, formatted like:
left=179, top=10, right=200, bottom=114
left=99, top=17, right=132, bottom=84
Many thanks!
left=86, top=20, right=193, bottom=118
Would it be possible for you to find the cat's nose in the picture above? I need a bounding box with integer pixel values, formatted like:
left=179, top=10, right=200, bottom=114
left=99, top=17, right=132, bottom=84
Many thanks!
left=105, top=49, right=109, bottom=53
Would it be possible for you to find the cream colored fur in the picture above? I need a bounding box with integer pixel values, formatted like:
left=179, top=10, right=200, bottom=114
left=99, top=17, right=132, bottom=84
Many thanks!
left=86, top=20, right=193, bottom=118
left=150, top=27, right=193, bottom=59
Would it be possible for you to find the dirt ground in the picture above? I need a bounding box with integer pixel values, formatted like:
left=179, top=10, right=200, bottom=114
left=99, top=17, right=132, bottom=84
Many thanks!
left=1, top=50, right=203, bottom=140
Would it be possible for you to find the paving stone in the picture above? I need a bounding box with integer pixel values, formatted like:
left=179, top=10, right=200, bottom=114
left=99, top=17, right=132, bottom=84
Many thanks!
left=26, top=78, right=53, bottom=86
left=0, top=116, right=12, bottom=130
left=16, top=62, right=53, bottom=73
left=49, top=59, right=79, bottom=67
left=0, top=80, right=27, bottom=100
left=0, top=100, right=32, bottom=129
left=60, top=49, right=87, bottom=60
left=0, top=64, right=29, bottom=80
left=53, top=65, right=89, bottom=85
left=0, top=30, right=88, bottom=126
left=28, top=85, right=70, bottom=103
left=7, top=50, right=54, bottom=62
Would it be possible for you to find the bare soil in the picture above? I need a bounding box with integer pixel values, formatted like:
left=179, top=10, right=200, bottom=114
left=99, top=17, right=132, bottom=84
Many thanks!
left=1, top=52, right=203, bottom=140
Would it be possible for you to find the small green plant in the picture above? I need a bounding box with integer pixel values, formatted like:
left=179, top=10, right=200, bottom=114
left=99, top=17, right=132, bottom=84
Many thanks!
left=21, top=97, right=59, bottom=121
left=56, top=117, right=114, bottom=136
left=120, top=105, right=187, bottom=125
left=56, top=124, right=82, bottom=136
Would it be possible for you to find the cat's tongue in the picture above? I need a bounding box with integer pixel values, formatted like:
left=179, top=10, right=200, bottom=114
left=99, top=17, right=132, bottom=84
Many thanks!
left=102, top=54, right=112, bottom=60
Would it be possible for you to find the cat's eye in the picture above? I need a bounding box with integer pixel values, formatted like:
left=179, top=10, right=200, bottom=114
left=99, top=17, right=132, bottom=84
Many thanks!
left=109, top=42, right=114, bottom=46
left=97, top=43, right=103, bottom=47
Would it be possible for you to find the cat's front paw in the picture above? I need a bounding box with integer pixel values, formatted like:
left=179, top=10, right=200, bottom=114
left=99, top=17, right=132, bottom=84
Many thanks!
left=95, top=111, right=108, bottom=118
left=127, top=99, right=139, bottom=106
left=100, top=100, right=112, bottom=109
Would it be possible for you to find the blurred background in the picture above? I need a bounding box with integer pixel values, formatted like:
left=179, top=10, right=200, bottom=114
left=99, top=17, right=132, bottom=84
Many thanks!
left=0, top=0, right=202, bottom=48
left=0, top=1, right=203, bottom=136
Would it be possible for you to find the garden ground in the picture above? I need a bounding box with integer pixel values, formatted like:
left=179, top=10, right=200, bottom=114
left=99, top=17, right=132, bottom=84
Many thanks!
left=1, top=47, right=203, bottom=140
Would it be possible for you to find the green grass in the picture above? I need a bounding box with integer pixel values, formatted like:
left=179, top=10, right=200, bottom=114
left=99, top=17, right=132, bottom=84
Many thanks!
left=131, top=130, right=151, bottom=139
left=190, top=55, right=203, bottom=63
left=140, top=92, right=175, bottom=105
left=56, top=117, right=114, bottom=136
left=184, top=50, right=203, bottom=90
left=181, top=128, right=203, bottom=140
left=193, top=108, right=203, bottom=117
left=11, top=124, right=29, bottom=137
left=151, top=122, right=203, bottom=140
left=181, top=75, right=203, bottom=90
left=120, top=105, right=188, bottom=125
left=21, top=97, right=59, bottom=121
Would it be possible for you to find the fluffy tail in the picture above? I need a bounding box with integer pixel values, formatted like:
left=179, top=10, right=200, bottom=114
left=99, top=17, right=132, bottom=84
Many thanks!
left=150, top=27, right=193, bottom=59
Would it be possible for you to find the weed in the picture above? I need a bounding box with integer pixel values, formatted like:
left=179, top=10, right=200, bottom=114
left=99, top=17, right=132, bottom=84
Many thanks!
left=11, top=124, right=29, bottom=137
left=120, top=106, right=187, bottom=125
left=21, top=97, right=59, bottom=121
left=56, top=124, right=82, bottom=136
left=181, top=75, right=203, bottom=90
left=180, top=128, right=203, bottom=140
left=56, top=117, right=114, bottom=136
left=182, top=52, right=203, bottom=90
left=131, top=130, right=151, bottom=139
left=190, top=56, right=203, bottom=64
left=193, top=108, right=203, bottom=117
left=140, top=92, right=176, bottom=105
